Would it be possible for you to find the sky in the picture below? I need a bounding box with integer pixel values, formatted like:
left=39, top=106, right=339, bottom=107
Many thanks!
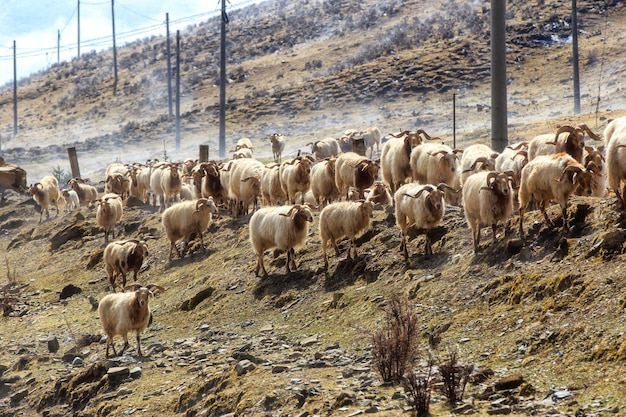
left=0, top=0, right=257, bottom=86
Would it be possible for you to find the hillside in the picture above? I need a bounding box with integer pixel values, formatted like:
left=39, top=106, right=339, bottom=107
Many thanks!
left=1, top=0, right=626, bottom=416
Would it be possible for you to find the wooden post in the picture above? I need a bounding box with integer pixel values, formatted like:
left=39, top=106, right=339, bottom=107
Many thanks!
left=67, top=147, right=81, bottom=179
left=199, top=145, right=209, bottom=162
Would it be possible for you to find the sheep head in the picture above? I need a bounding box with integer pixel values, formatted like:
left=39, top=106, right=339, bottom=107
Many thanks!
left=194, top=198, right=218, bottom=216
left=555, top=164, right=596, bottom=195
left=279, top=204, right=314, bottom=224
left=480, top=172, right=512, bottom=196
left=464, top=156, right=496, bottom=173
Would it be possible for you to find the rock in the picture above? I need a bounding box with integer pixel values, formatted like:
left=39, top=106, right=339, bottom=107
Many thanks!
left=47, top=336, right=59, bottom=353
left=9, top=388, right=28, bottom=405
left=107, top=366, right=130, bottom=378
left=72, top=357, right=83, bottom=366
left=129, top=367, right=142, bottom=378
left=300, top=334, right=319, bottom=347
left=494, top=373, right=524, bottom=391
left=235, top=360, right=256, bottom=376
left=272, top=365, right=289, bottom=373
left=59, top=284, right=82, bottom=300
left=180, top=287, right=215, bottom=311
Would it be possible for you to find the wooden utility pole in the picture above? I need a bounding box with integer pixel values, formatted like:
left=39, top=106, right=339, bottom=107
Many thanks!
left=166, top=13, right=173, bottom=120
left=572, top=0, right=581, bottom=114
left=218, top=0, right=228, bottom=158
left=13, top=41, right=17, bottom=137
left=77, top=0, right=81, bottom=58
left=491, top=0, right=507, bottom=152
left=67, top=147, right=81, bottom=179
left=111, top=0, right=118, bottom=95
left=175, top=30, right=181, bottom=152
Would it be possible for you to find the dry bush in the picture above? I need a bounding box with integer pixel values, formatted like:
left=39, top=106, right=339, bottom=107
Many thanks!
left=437, top=348, right=473, bottom=405
left=371, top=294, right=419, bottom=383
left=403, top=362, right=434, bottom=416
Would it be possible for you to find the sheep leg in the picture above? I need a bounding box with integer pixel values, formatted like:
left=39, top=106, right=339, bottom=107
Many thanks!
left=105, top=336, right=116, bottom=358
left=424, top=231, right=433, bottom=256
left=561, top=205, right=569, bottom=232
left=619, top=184, right=626, bottom=210
left=136, top=332, right=142, bottom=356
left=119, top=336, right=129, bottom=355
left=332, top=240, right=341, bottom=257
left=255, top=255, right=268, bottom=277
left=539, top=201, right=554, bottom=227
left=518, top=208, right=525, bottom=241
left=322, top=240, right=329, bottom=268
left=350, top=238, right=358, bottom=259
left=491, top=223, right=498, bottom=244
left=400, top=235, right=409, bottom=259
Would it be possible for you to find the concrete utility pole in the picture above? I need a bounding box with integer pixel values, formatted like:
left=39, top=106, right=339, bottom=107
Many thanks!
left=13, top=40, right=17, bottom=137
left=218, top=0, right=228, bottom=159
left=77, top=0, right=81, bottom=58
left=572, top=0, right=581, bottom=114
left=175, top=30, right=181, bottom=152
left=166, top=13, right=173, bottom=120
left=111, top=0, right=118, bottom=95
left=491, top=0, right=508, bottom=152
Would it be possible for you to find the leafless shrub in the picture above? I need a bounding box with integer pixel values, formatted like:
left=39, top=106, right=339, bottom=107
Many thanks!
left=371, top=294, right=419, bottom=383
left=586, top=48, right=599, bottom=66
left=437, top=348, right=473, bottom=405
left=305, top=60, right=323, bottom=71
left=403, top=362, right=434, bottom=416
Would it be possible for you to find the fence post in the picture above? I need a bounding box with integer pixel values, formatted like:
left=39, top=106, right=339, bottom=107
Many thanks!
left=67, top=147, right=81, bottom=179
left=199, top=145, right=209, bottom=162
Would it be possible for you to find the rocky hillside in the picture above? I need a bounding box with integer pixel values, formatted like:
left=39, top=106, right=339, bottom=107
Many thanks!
left=1, top=0, right=626, bottom=416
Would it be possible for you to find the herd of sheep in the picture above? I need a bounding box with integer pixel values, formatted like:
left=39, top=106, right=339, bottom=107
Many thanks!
left=13, top=116, right=626, bottom=357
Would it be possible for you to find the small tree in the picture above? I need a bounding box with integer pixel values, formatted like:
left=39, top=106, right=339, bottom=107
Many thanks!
left=403, top=361, right=434, bottom=416
left=438, top=348, right=473, bottom=405
left=371, top=294, right=419, bottom=383
left=52, top=164, right=72, bottom=184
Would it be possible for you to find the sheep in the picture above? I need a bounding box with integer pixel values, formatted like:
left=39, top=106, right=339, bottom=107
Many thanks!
left=460, top=143, right=499, bottom=186
left=394, top=183, right=456, bottom=258
left=162, top=198, right=218, bottom=261
left=409, top=142, right=462, bottom=204
left=348, top=127, right=381, bottom=158
left=232, top=147, right=253, bottom=159
left=29, top=175, right=60, bottom=222
left=61, top=189, right=80, bottom=212
left=335, top=152, right=380, bottom=200
left=319, top=200, right=374, bottom=267
left=219, top=160, right=235, bottom=213
left=98, top=283, right=164, bottom=357
left=604, top=117, right=626, bottom=208
left=96, top=193, right=123, bottom=243
left=249, top=204, right=314, bottom=276
left=307, top=137, right=340, bottom=160
left=228, top=158, right=265, bottom=216
left=231, top=137, right=254, bottom=152
left=518, top=152, right=600, bottom=240
left=150, top=163, right=182, bottom=209
left=462, top=171, right=515, bottom=250
left=578, top=146, right=606, bottom=197
left=261, top=163, right=287, bottom=206
left=495, top=142, right=528, bottom=187
left=279, top=156, right=314, bottom=204
left=68, top=178, right=98, bottom=207
left=103, top=239, right=148, bottom=291
left=365, top=181, right=393, bottom=206
left=269, top=133, right=286, bottom=163
left=528, top=124, right=601, bottom=163
left=387, top=129, right=432, bottom=147
left=310, top=158, right=340, bottom=208
left=381, top=130, right=433, bottom=193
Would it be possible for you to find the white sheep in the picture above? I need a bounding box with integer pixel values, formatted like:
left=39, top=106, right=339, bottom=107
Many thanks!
left=494, top=142, right=528, bottom=192
left=61, top=189, right=80, bottom=212
left=410, top=142, right=461, bottom=186
left=310, top=158, right=340, bottom=208
left=279, top=156, right=314, bottom=204
left=307, top=137, right=340, bottom=160
left=150, top=163, right=182, bottom=209
left=249, top=204, right=314, bottom=276
left=98, top=283, right=164, bottom=357
left=604, top=117, right=626, bottom=208
left=29, top=175, right=60, bottom=222
left=231, top=137, right=254, bottom=152
left=348, top=126, right=381, bottom=158
left=462, top=171, right=515, bottom=250
left=96, top=193, right=123, bottom=243
left=162, top=198, right=218, bottom=261
left=269, top=133, right=286, bottom=163
left=460, top=143, right=499, bottom=186
left=128, top=164, right=152, bottom=203
left=68, top=178, right=99, bottom=207
left=104, top=239, right=148, bottom=291
left=228, top=158, right=265, bottom=216
left=394, top=183, right=455, bottom=257
left=381, top=131, right=430, bottom=193
left=319, top=200, right=374, bottom=267
left=261, top=163, right=287, bottom=206
left=335, top=152, right=380, bottom=200
left=579, top=146, right=606, bottom=198
left=232, top=148, right=253, bottom=159
left=518, top=153, right=600, bottom=240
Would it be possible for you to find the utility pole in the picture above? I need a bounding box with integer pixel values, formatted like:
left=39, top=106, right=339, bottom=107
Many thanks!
left=572, top=0, right=581, bottom=114
left=491, top=0, right=507, bottom=152
left=218, top=0, right=228, bottom=159
left=13, top=41, right=17, bottom=137
left=166, top=13, right=173, bottom=120
left=57, top=30, right=61, bottom=64
left=77, top=0, right=81, bottom=58
left=175, top=30, right=181, bottom=152
left=111, top=0, right=118, bottom=95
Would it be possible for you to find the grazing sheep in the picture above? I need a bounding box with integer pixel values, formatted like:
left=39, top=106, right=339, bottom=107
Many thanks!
left=335, top=152, right=380, bottom=200
left=394, top=183, right=455, bottom=257
left=249, top=204, right=314, bottom=276
left=604, top=117, right=626, bottom=208
left=98, top=283, right=164, bottom=357
left=198, top=161, right=228, bottom=206
left=528, top=124, right=601, bottom=163
left=460, top=143, right=499, bottom=186
left=310, top=158, right=340, bottom=208
left=29, top=175, right=60, bottom=222
left=229, top=158, right=265, bottom=216
left=261, top=163, right=287, bottom=206
left=96, top=193, right=123, bottom=243
left=518, top=153, right=600, bottom=240
left=104, top=239, right=148, bottom=291
left=381, top=130, right=433, bottom=193
left=319, top=200, right=374, bottom=267
left=307, top=137, right=340, bottom=160
left=348, top=127, right=381, bottom=158
left=128, top=164, right=152, bottom=203
left=231, top=137, right=254, bottom=152
left=279, top=156, right=314, bottom=204
left=68, top=178, right=99, bottom=206
left=61, top=189, right=80, bottom=212
left=150, top=163, right=182, bottom=209
left=494, top=142, right=528, bottom=201
left=269, top=133, right=286, bottom=163
left=578, top=146, right=606, bottom=197
left=462, top=171, right=515, bottom=250
left=162, top=198, right=218, bottom=261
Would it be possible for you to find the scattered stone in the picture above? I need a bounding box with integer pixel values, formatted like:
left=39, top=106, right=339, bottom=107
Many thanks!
left=300, top=334, right=319, bottom=347
left=107, top=366, right=130, bottom=379
left=494, top=373, right=524, bottom=391
left=180, top=287, right=215, bottom=311
left=10, top=388, right=28, bottom=405
left=129, top=367, right=142, bottom=378
left=235, top=360, right=256, bottom=376
left=272, top=365, right=289, bottom=373
left=59, top=284, right=82, bottom=300
left=47, top=336, right=59, bottom=353
left=72, top=357, right=84, bottom=366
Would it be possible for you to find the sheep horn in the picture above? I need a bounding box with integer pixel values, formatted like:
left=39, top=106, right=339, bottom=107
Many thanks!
left=578, top=124, right=601, bottom=140
left=556, top=165, right=583, bottom=183
left=123, top=283, right=143, bottom=291
left=485, top=172, right=499, bottom=188
left=427, top=150, right=449, bottom=157
left=513, top=150, right=528, bottom=159
left=506, top=141, right=528, bottom=150
left=463, top=157, right=488, bottom=173
left=195, top=199, right=208, bottom=210
left=436, top=183, right=460, bottom=193
left=555, top=125, right=577, bottom=141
